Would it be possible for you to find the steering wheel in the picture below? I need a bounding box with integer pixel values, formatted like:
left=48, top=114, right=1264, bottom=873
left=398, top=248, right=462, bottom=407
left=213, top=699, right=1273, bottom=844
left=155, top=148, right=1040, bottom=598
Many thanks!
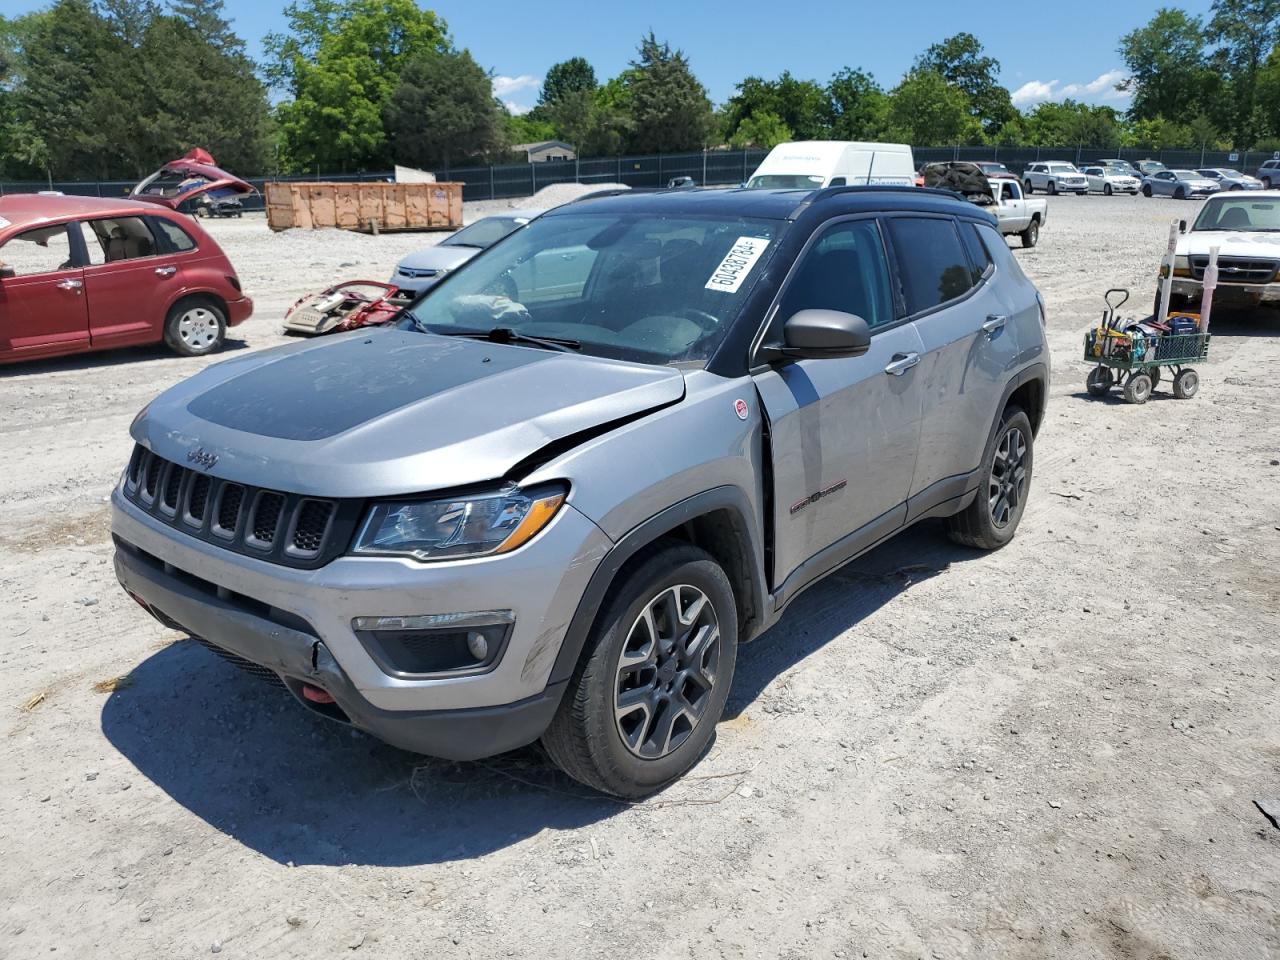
left=673, top=307, right=721, bottom=333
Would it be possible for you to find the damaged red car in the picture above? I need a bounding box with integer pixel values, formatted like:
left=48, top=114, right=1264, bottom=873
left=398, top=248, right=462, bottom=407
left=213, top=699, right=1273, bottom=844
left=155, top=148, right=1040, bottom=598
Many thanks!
left=0, top=194, right=252, bottom=364
left=131, top=148, right=256, bottom=218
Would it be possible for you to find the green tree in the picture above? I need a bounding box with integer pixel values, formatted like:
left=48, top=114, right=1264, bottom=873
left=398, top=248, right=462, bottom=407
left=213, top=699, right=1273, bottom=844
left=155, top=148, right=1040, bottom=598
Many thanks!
left=1023, top=100, right=1124, bottom=146
left=824, top=67, right=889, bottom=140
left=1258, top=45, right=1280, bottom=142
left=266, top=0, right=449, bottom=171
left=538, top=56, right=596, bottom=107
left=722, top=72, right=828, bottom=141
left=383, top=48, right=505, bottom=169
left=1118, top=9, right=1216, bottom=121
left=728, top=109, right=792, bottom=149
left=914, top=32, right=1016, bottom=134
left=505, top=111, right=556, bottom=147
left=544, top=85, right=630, bottom=156
left=886, top=70, right=981, bottom=145
left=624, top=32, right=711, bottom=153
left=1207, top=0, right=1280, bottom=145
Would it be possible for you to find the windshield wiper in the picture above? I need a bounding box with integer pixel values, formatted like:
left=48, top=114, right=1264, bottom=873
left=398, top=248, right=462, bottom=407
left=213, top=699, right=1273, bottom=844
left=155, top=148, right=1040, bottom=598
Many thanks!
left=432, top=326, right=582, bottom=352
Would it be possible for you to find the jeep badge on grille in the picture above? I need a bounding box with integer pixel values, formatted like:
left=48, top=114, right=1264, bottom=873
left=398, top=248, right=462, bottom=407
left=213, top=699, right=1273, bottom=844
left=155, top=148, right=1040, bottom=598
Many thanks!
left=187, top=447, right=219, bottom=471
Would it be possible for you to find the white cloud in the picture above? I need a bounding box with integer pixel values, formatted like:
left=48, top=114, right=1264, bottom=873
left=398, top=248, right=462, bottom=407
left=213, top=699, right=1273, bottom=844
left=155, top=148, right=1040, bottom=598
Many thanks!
left=503, top=100, right=531, bottom=116
left=491, top=74, right=539, bottom=98
left=1011, top=70, right=1130, bottom=107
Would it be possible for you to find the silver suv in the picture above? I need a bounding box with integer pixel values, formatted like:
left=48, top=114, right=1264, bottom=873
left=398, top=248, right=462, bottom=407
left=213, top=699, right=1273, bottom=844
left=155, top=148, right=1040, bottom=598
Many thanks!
left=1023, top=161, right=1089, bottom=195
left=111, top=186, right=1050, bottom=797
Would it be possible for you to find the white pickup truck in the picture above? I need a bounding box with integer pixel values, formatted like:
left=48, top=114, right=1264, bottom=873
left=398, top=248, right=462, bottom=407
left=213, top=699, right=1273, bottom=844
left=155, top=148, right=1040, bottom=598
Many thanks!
left=922, top=162, right=1048, bottom=247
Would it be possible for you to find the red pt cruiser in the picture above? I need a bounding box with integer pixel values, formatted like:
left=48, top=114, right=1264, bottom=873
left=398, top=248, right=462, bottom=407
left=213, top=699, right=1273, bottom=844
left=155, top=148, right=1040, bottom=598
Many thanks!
left=0, top=194, right=252, bottom=365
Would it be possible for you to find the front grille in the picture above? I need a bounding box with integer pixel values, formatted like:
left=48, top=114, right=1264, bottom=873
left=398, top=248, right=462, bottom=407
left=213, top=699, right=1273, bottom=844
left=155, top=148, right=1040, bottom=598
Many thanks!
left=1190, top=255, right=1278, bottom=284
left=121, top=445, right=363, bottom=569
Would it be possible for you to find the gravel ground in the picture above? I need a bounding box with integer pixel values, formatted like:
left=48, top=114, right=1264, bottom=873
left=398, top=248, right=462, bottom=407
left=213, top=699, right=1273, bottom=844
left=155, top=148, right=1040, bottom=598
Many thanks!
left=2, top=193, right=1278, bottom=960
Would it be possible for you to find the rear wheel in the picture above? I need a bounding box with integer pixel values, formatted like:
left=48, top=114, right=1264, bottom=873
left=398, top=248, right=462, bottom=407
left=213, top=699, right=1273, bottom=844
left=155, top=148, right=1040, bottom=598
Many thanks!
left=541, top=542, right=738, bottom=798
left=1173, top=368, right=1199, bottom=399
left=1020, top=219, right=1039, bottom=248
left=947, top=405, right=1034, bottom=551
left=163, top=298, right=226, bottom=357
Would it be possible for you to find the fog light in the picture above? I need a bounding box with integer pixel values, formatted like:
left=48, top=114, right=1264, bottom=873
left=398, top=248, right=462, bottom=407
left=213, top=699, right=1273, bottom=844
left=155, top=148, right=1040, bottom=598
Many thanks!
left=352, top=611, right=513, bottom=678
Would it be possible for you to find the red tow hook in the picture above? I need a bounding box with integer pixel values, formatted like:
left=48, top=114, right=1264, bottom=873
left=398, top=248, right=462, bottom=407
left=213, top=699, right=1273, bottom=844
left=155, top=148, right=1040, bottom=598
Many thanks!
left=301, top=684, right=336, bottom=705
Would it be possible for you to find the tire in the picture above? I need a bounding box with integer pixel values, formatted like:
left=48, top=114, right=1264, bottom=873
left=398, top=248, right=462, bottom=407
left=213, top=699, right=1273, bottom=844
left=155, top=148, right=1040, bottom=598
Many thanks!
left=1173, top=368, right=1199, bottom=399
left=1024, top=179, right=1034, bottom=194
left=163, top=297, right=226, bottom=357
left=1104, top=183, right=1113, bottom=196
left=541, top=542, right=739, bottom=798
left=1263, top=177, right=1272, bottom=189
left=1020, top=218, right=1039, bottom=248
left=1142, top=184, right=1153, bottom=197
left=1175, top=187, right=1186, bottom=200
left=947, top=404, right=1034, bottom=551
left=1123, top=371, right=1153, bottom=404
left=1086, top=365, right=1114, bottom=396
left=1049, top=180, right=1058, bottom=195
left=1230, top=184, right=1242, bottom=191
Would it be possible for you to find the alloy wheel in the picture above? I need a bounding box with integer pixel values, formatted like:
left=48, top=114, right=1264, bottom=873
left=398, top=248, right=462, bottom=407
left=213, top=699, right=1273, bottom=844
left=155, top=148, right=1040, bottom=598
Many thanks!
left=177, top=307, right=220, bottom=349
left=614, top=584, right=720, bottom=760
left=988, top=425, right=1028, bottom=529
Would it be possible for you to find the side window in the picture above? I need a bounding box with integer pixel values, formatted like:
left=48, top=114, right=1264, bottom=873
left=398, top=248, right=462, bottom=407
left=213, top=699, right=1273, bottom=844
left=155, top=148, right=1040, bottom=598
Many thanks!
left=975, top=223, right=1032, bottom=286
left=1001, top=182, right=1016, bottom=201
left=0, top=224, right=76, bottom=276
left=81, top=217, right=158, bottom=266
left=776, top=219, right=894, bottom=330
left=828, top=177, right=847, bottom=187
left=959, top=222, right=992, bottom=284
left=151, top=217, right=196, bottom=253
left=887, top=217, right=974, bottom=314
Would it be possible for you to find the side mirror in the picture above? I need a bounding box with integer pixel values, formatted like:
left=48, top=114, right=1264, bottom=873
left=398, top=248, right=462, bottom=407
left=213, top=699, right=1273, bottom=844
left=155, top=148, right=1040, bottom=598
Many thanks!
left=760, top=309, right=871, bottom=362
left=0, top=266, right=14, bottom=280
left=1178, top=220, right=1187, bottom=234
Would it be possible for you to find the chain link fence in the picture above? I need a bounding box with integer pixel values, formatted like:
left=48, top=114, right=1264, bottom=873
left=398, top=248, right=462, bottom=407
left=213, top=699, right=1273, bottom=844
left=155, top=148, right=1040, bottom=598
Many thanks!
left=4, top=146, right=1275, bottom=212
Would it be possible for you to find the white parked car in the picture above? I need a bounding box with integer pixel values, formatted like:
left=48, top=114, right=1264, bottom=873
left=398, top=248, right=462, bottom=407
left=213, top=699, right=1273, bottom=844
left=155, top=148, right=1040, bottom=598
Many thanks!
left=1162, top=190, right=1280, bottom=312
left=1023, top=162, right=1089, bottom=195
left=391, top=209, right=541, bottom=296
left=1082, top=165, right=1141, bottom=195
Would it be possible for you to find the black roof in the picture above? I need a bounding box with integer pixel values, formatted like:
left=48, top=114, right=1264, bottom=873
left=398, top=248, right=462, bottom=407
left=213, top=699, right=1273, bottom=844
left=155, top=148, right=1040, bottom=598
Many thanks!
left=545, top=185, right=985, bottom=222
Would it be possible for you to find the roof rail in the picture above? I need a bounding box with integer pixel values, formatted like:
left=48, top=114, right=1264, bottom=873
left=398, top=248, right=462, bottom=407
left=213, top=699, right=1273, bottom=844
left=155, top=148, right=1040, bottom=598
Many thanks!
left=813, top=184, right=960, bottom=201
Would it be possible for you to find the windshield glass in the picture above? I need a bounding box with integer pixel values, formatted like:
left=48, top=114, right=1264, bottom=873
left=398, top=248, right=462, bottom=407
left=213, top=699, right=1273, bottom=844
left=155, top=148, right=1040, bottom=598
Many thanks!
left=1048, top=163, right=1079, bottom=173
left=1172, top=170, right=1201, bottom=180
left=443, top=216, right=526, bottom=249
left=1193, top=196, right=1280, bottom=231
left=746, top=174, right=825, bottom=189
left=404, top=211, right=782, bottom=365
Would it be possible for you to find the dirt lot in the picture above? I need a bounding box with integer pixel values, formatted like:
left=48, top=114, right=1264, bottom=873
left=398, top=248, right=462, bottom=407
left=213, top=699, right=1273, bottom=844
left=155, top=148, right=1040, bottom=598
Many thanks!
left=2, top=194, right=1278, bottom=960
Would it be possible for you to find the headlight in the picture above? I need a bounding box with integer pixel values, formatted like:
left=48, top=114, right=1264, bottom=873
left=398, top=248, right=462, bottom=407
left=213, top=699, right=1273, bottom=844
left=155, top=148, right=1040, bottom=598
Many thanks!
left=353, top=484, right=566, bottom=562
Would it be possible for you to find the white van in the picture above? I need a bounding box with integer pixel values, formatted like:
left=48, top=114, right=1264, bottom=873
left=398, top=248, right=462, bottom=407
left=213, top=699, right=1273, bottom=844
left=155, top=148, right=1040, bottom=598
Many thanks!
left=745, top=141, right=916, bottom=189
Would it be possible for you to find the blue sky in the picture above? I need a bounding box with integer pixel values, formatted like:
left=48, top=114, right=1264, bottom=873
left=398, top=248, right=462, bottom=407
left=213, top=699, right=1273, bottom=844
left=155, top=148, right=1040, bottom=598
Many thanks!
left=5, top=0, right=1218, bottom=113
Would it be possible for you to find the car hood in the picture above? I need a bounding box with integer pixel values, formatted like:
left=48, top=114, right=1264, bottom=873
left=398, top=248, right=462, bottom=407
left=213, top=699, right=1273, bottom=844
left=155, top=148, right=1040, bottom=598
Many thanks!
left=395, top=245, right=478, bottom=274
left=132, top=328, right=686, bottom=498
left=1178, top=231, right=1280, bottom=258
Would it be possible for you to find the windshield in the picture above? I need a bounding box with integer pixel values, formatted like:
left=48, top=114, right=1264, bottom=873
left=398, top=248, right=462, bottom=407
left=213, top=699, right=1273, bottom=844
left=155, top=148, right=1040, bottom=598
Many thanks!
left=979, top=163, right=1010, bottom=174
left=1048, top=163, right=1079, bottom=174
left=443, top=216, right=527, bottom=249
left=404, top=211, right=782, bottom=365
left=746, top=174, right=825, bottom=189
left=1172, top=170, right=1201, bottom=180
left=1193, top=196, right=1280, bottom=232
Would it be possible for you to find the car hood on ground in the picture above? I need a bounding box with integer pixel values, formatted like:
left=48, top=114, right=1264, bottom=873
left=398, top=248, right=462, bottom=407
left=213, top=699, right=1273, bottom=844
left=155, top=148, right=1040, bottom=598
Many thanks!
left=131, top=328, right=686, bottom=498
left=394, top=244, right=478, bottom=274
left=1179, top=231, right=1280, bottom=258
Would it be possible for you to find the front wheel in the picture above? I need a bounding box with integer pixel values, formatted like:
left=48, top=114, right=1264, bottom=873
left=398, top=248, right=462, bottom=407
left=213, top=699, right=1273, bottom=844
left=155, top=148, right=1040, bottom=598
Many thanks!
left=1086, top=365, right=1114, bottom=396
left=1104, top=183, right=1113, bottom=196
left=1023, top=180, right=1034, bottom=194
left=1173, top=368, right=1199, bottom=399
left=947, top=405, right=1034, bottom=551
left=1020, top=219, right=1039, bottom=248
left=1049, top=180, right=1058, bottom=195
left=1142, top=184, right=1153, bottom=197
left=1175, top=187, right=1187, bottom=200
left=164, top=298, right=226, bottom=357
left=1123, top=371, right=1153, bottom=404
left=541, top=542, right=738, bottom=798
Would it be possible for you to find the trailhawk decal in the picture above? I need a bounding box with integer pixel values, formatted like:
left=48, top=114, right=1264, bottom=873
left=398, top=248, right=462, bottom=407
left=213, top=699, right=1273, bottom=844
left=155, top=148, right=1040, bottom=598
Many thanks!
left=705, top=237, right=770, bottom=293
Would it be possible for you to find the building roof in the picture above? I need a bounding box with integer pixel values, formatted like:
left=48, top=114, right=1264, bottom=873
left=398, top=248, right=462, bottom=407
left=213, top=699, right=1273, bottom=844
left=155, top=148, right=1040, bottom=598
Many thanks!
left=512, top=141, right=575, bottom=153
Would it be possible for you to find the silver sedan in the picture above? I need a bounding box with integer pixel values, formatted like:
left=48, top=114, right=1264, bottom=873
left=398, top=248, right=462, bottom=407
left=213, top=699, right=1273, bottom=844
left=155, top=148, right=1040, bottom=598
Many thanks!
left=1142, top=170, right=1221, bottom=199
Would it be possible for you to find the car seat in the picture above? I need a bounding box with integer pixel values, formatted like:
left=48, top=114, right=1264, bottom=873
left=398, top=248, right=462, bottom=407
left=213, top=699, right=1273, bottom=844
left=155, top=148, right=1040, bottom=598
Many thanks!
left=1218, top=206, right=1252, bottom=229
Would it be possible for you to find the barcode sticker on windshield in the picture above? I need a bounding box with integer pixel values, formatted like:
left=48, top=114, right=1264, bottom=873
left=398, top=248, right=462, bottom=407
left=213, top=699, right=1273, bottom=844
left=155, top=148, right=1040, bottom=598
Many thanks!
left=705, top=237, right=770, bottom=293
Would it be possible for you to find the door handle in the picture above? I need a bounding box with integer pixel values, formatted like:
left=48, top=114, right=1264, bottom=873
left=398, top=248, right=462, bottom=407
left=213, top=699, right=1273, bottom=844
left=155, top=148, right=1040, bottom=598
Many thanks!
left=982, top=314, right=1008, bottom=335
left=56, top=279, right=83, bottom=291
left=884, top=352, right=920, bottom=376
left=154, top=266, right=177, bottom=277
